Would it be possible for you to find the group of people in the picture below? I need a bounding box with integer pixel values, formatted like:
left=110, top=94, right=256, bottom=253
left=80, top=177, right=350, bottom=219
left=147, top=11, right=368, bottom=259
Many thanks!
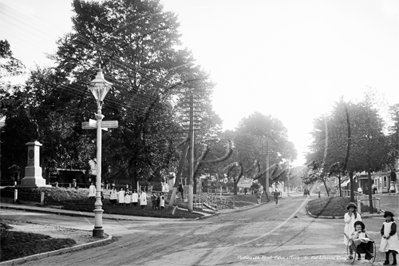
left=109, top=187, right=147, bottom=208
left=151, top=193, right=166, bottom=210
left=344, top=202, right=399, bottom=264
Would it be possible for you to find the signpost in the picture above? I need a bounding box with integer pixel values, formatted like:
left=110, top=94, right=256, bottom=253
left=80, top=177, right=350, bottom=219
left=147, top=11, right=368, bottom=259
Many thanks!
left=81, top=118, right=118, bottom=238
left=82, top=119, right=118, bottom=130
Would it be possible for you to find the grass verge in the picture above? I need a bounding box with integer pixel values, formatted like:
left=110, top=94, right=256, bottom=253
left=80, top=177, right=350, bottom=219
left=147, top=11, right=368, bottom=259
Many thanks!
left=307, top=197, right=378, bottom=217
left=0, top=221, right=76, bottom=262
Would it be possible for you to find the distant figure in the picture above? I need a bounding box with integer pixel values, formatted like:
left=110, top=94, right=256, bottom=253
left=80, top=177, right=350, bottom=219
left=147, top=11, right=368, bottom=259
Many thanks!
left=124, top=189, right=131, bottom=206
left=72, top=179, right=78, bottom=189
left=140, top=190, right=147, bottom=209
left=357, top=187, right=363, bottom=195
left=132, top=190, right=138, bottom=207
left=156, top=193, right=161, bottom=209
left=109, top=187, right=118, bottom=206
left=274, top=189, right=279, bottom=204
left=159, top=192, right=165, bottom=209
left=88, top=183, right=96, bottom=199
left=256, top=190, right=261, bottom=205
left=151, top=193, right=157, bottom=209
left=118, top=187, right=125, bottom=206
left=178, top=184, right=184, bottom=199
left=372, top=184, right=377, bottom=194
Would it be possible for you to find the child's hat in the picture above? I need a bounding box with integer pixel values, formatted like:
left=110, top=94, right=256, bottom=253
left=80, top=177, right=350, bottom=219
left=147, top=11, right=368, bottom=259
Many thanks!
left=346, top=202, right=357, bottom=210
left=384, top=211, right=394, bottom=218
left=354, top=221, right=365, bottom=230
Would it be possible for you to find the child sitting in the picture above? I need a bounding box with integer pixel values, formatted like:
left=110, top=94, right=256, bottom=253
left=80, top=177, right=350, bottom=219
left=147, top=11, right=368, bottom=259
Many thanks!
left=350, top=221, right=374, bottom=261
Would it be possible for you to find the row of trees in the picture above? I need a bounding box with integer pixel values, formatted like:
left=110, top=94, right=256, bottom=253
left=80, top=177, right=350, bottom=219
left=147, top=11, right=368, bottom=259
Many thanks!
left=304, top=93, right=399, bottom=212
left=1, top=0, right=299, bottom=194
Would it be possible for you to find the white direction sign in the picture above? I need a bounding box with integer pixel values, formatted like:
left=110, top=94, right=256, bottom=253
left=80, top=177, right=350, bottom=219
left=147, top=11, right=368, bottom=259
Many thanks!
left=0, top=115, right=5, bottom=128
left=82, top=120, right=118, bottom=130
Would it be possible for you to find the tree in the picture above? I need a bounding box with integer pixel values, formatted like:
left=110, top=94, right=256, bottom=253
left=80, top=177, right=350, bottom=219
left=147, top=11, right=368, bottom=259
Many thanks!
left=3, top=0, right=218, bottom=188
left=306, top=95, right=390, bottom=208
left=235, top=112, right=297, bottom=193
left=0, top=40, right=30, bottom=181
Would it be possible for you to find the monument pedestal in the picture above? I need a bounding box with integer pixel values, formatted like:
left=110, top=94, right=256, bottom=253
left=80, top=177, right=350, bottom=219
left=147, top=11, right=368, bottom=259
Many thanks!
left=19, top=140, right=50, bottom=187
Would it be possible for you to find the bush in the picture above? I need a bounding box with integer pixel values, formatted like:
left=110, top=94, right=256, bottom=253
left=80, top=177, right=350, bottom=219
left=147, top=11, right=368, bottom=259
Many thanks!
left=0, top=187, right=89, bottom=205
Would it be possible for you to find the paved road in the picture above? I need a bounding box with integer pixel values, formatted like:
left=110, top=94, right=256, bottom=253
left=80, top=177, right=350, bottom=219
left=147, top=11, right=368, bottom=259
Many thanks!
left=2, top=194, right=397, bottom=266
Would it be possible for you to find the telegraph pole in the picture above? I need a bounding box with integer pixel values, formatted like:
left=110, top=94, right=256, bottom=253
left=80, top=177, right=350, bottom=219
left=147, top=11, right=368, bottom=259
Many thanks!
left=287, top=160, right=290, bottom=197
left=188, top=94, right=194, bottom=212
left=265, top=134, right=270, bottom=201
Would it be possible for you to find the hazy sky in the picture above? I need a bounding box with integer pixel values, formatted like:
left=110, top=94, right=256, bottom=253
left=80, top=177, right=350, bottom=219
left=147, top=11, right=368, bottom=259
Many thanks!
left=1, top=0, right=399, bottom=165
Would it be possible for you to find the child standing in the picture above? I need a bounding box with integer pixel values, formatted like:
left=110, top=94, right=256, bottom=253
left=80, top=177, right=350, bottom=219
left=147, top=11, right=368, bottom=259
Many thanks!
left=344, top=202, right=362, bottom=257
left=124, top=189, right=131, bottom=206
left=109, top=186, right=118, bottom=206
left=88, top=182, right=96, bottom=200
left=132, top=190, right=138, bottom=207
left=140, top=190, right=147, bottom=209
left=118, top=187, right=125, bottom=206
left=151, top=193, right=157, bottom=209
left=159, top=192, right=165, bottom=210
left=379, top=211, right=399, bottom=265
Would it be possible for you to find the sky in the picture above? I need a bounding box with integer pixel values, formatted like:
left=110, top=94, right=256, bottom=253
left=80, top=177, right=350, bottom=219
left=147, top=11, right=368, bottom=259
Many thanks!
left=1, top=0, right=399, bottom=166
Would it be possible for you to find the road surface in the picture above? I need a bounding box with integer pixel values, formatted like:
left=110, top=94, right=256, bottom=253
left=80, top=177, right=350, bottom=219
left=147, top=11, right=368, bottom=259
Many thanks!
left=2, top=193, right=395, bottom=266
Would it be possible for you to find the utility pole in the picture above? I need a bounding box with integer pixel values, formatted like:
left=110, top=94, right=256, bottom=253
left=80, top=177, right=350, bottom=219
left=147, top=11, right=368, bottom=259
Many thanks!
left=287, top=160, right=290, bottom=197
left=188, top=94, right=194, bottom=212
left=265, top=134, right=270, bottom=201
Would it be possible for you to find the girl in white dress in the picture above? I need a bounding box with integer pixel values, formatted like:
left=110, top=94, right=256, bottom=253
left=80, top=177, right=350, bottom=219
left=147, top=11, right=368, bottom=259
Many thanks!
left=109, top=187, right=118, bottom=206
left=159, top=192, right=165, bottom=209
left=140, top=190, right=147, bottom=209
left=132, top=190, right=139, bottom=207
left=118, top=187, right=125, bottom=206
left=88, top=183, right=96, bottom=199
left=380, top=211, right=399, bottom=265
left=344, top=202, right=362, bottom=259
left=124, top=189, right=131, bottom=206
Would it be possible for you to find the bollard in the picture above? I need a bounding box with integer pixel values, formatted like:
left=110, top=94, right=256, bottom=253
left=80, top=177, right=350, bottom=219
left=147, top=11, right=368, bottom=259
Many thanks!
left=357, top=200, right=362, bottom=214
left=69, top=183, right=71, bottom=188
left=55, top=182, right=59, bottom=188
left=40, top=192, right=45, bottom=206
left=14, top=189, right=18, bottom=203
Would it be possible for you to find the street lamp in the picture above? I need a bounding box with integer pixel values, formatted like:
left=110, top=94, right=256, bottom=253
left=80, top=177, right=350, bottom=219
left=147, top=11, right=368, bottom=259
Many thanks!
left=88, top=68, right=112, bottom=238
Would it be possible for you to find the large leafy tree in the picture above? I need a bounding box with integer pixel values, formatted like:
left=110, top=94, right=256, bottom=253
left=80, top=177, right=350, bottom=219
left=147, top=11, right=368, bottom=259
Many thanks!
left=32, top=0, right=216, bottom=188
left=224, top=112, right=297, bottom=193
left=306, top=95, right=390, bottom=206
left=0, top=40, right=30, bottom=182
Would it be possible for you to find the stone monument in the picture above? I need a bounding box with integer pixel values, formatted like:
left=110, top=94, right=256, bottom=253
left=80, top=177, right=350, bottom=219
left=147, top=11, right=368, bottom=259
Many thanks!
left=20, top=140, right=49, bottom=187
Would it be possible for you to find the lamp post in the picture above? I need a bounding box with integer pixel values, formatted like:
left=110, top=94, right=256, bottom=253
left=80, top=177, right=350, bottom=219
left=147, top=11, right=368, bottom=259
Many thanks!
left=88, top=68, right=112, bottom=238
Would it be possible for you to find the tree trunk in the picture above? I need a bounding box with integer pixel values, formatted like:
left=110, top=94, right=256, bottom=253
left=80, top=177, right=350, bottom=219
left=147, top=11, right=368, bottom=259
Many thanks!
left=234, top=180, right=238, bottom=195
left=338, top=173, right=342, bottom=197
left=322, top=177, right=329, bottom=197
left=368, top=170, right=374, bottom=214
left=349, top=170, right=355, bottom=202
left=168, top=142, right=189, bottom=207
left=132, top=170, right=138, bottom=192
